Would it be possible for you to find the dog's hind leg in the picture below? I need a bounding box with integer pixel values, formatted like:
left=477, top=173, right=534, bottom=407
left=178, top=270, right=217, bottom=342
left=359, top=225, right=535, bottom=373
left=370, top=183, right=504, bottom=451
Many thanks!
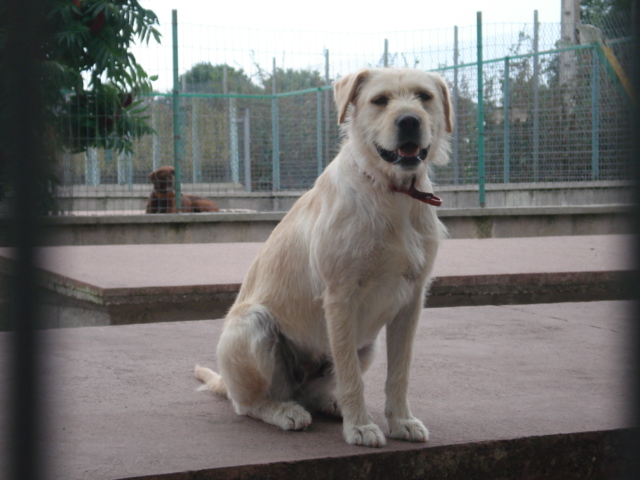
left=216, top=304, right=312, bottom=431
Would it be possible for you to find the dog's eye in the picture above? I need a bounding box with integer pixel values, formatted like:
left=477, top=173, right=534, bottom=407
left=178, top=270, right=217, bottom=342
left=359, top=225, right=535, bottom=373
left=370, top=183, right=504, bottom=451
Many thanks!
left=371, top=96, right=389, bottom=106
left=417, top=92, right=433, bottom=102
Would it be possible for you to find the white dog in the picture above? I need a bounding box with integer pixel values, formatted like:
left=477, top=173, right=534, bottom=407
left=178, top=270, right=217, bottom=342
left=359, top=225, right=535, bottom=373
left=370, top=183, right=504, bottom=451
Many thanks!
left=196, top=67, right=452, bottom=448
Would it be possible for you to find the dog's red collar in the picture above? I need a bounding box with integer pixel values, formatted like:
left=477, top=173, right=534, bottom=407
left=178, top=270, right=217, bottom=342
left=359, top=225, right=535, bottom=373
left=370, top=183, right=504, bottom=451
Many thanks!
left=362, top=171, right=442, bottom=207
left=390, top=176, right=443, bottom=207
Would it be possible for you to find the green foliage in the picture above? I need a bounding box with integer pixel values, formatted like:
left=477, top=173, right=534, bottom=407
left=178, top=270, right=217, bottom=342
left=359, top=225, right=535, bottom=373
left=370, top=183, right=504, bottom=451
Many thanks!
left=181, top=63, right=260, bottom=94
left=0, top=0, right=161, bottom=213
left=258, top=67, right=325, bottom=93
left=580, top=0, right=633, bottom=37
left=23, top=0, right=160, bottom=155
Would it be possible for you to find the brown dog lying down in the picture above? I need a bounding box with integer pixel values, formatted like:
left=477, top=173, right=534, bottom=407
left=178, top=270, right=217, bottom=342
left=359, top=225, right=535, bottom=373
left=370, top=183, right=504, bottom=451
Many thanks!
left=146, top=165, right=219, bottom=213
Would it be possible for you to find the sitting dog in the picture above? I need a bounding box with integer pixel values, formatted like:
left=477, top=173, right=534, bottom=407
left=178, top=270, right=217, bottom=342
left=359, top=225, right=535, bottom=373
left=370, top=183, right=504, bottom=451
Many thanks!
left=195, top=68, right=452, bottom=447
left=146, top=165, right=219, bottom=213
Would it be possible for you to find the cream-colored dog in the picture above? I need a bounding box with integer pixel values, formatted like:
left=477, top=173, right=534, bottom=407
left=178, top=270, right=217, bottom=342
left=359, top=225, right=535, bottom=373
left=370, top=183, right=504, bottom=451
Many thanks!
left=195, top=67, right=452, bottom=448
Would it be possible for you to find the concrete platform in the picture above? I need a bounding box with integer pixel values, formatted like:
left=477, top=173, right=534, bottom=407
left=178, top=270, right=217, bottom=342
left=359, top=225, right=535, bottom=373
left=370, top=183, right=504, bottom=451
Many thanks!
left=0, top=235, right=633, bottom=328
left=0, top=301, right=633, bottom=479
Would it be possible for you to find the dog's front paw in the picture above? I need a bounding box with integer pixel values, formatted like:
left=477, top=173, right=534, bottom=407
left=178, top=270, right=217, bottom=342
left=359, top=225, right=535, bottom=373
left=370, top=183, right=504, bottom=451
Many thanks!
left=274, top=403, right=312, bottom=431
left=388, top=417, right=429, bottom=442
left=343, top=422, right=386, bottom=448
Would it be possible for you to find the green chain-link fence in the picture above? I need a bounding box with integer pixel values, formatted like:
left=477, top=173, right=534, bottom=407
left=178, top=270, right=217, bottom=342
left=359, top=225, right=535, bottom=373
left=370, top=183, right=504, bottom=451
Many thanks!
left=53, top=11, right=634, bottom=214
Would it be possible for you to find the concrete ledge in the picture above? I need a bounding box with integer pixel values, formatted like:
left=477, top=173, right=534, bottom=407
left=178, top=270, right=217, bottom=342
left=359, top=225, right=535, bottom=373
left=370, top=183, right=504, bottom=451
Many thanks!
left=123, top=430, right=630, bottom=480
left=1, top=204, right=633, bottom=246
left=0, top=301, right=632, bottom=479
left=0, top=235, right=633, bottom=328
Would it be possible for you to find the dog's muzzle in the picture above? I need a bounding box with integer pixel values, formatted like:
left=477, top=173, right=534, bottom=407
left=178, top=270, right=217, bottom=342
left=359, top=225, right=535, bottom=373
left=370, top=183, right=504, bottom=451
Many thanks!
left=376, top=144, right=430, bottom=168
left=376, top=113, right=429, bottom=168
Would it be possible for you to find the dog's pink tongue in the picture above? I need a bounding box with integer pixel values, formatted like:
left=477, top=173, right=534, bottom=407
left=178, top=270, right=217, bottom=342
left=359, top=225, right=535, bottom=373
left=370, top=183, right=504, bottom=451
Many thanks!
left=397, top=144, right=420, bottom=158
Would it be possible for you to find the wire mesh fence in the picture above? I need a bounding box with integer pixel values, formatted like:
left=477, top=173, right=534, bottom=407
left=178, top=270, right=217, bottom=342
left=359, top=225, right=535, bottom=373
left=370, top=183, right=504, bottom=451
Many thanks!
left=49, top=11, right=634, bottom=214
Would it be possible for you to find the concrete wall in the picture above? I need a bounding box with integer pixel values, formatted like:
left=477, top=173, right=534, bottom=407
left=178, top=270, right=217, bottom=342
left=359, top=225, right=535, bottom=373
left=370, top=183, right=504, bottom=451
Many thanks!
left=56, top=181, right=634, bottom=213
left=2, top=205, right=628, bottom=246
left=1, top=181, right=634, bottom=246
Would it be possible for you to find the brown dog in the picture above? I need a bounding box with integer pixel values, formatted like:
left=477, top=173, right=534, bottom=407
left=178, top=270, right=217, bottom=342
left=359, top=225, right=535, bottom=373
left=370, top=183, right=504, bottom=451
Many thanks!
left=146, top=166, right=219, bottom=213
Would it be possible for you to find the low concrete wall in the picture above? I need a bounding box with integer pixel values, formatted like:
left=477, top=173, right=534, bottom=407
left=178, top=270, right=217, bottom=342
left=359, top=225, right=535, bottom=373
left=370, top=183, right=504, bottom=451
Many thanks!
left=1, top=204, right=630, bottom=246
left=440, top=205, right=634, bottom=239
left=438, top=180, right=636, bottom=208
left=55, top=180, right=634, bottom=212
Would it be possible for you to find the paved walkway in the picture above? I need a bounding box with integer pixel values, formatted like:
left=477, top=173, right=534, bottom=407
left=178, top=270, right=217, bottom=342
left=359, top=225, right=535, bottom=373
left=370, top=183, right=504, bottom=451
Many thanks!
left=0, top=301, right=632, bottom=479
left=9, top=234, right=632, bottom=290
left=0, top=235, right=634, bottom=327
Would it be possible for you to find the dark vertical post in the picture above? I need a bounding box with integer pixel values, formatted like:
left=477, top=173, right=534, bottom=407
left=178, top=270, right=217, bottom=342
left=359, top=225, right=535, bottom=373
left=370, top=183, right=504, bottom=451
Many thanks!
left=4, top=1, right=47, bottom=479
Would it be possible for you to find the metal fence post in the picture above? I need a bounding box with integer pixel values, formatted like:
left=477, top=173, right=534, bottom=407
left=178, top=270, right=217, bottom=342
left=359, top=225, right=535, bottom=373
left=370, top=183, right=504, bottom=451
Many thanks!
left=126, top=152, right=133, bottom=191
left=229, top=96, right=239, bottom=184
left=317, top=88, right=323, bottom=177
left=591, top=44, right=600, bottom=180
left=116, top=150, right=125, bottom=185
left=453, top=25, right=460, bottom=185
left=477, top=11, right=486, bottom=207
left=533, top=10, right=540, bottom=182
left=244, top=108, right=251, bottom=192
left=503, top=56, right=511, bottom=183
left=152, top=99, right=160, bottom=170
left=324, top=49, right=330, bottom=169
left=171, top=9, right=182, bottom=210
left=384, top=39, right=389, bottom=67
left=85, top=148, right=99, bottom=186
left=271, top=58, right=280, bottom=191
left=192, top=98, right=202, bottom=183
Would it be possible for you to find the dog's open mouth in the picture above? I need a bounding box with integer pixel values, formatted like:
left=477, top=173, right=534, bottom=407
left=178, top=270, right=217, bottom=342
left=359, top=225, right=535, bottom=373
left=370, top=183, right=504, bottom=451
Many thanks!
left=376, top=143, right=430, bottom=166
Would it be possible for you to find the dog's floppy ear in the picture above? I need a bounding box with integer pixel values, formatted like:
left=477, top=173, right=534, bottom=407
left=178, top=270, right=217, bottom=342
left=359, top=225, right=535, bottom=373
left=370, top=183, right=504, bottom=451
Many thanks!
left=334, top=69, right=370, bottom=125
left=437, top=76, right=454, bottom=134
left=148, top=170, right=158, bottom=182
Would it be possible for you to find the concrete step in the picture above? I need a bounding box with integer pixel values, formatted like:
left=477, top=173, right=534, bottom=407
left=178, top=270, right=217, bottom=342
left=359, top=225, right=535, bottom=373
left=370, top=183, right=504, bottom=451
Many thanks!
left=0, top=301, right=632, bottom=479
left=0, top=235, right=633, bottom=328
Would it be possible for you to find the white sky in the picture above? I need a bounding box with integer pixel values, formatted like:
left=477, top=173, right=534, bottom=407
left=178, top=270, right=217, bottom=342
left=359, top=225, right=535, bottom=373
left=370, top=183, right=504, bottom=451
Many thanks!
left=137, top=0, right=564, bottom=91
left=142, top=0, right=561, bottom=31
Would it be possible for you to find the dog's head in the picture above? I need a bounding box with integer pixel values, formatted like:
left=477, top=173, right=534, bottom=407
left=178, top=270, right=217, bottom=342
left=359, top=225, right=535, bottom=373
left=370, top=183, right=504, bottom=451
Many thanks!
left=334, top=68, right=453, bottom=178
left=148, top=166, right=175, bottom=192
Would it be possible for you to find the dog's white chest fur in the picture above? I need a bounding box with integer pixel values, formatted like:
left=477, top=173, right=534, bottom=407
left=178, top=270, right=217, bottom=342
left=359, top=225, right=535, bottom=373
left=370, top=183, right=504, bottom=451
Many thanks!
left=304, top=158, right=441, bottom=346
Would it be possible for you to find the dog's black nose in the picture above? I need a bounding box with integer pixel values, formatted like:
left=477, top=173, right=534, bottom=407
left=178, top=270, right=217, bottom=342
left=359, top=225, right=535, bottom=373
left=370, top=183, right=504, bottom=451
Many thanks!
left=396, top=114, right=422, bottom=145
left=396, top=114, right=421, bottom=130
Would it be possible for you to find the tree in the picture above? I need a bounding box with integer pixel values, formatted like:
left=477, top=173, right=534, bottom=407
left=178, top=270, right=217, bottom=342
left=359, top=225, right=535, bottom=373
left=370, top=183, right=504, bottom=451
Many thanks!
left=259, top=67, right=325, bottom=93
left=180, top=62, right=260, bottom=94
left=46, top=0, right=161, bottom=154
left=580, top=0, right=633, bottom=37
left=0, top=0, right=161, bottom=211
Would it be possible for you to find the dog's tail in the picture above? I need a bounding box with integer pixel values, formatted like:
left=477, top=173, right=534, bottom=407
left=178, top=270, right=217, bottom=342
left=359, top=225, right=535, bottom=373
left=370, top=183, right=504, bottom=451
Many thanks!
left=194, top=364, right=228, bottom=397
